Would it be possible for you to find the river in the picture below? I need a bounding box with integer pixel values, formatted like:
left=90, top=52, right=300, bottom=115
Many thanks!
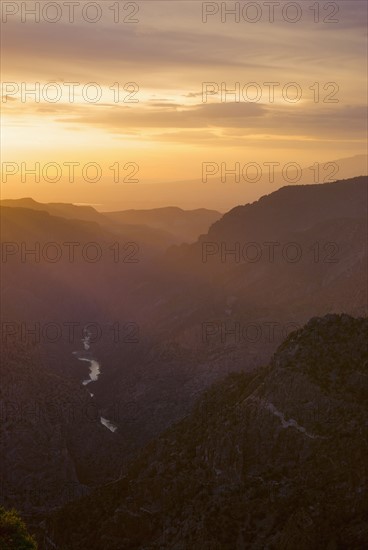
left=73, top=328, right=118, bottom=433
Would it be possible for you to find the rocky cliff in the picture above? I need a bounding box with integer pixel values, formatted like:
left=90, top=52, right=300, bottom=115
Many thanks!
left=46, top=314, right=368, bottom=549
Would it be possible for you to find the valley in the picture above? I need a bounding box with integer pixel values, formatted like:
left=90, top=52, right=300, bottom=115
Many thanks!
left=1, top=176, right=367, bottom=548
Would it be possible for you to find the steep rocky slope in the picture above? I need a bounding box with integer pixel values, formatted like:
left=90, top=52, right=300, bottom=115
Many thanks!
left=46, top=314, right=368, bottom=549
left=0, top=340, right=126, bottom=517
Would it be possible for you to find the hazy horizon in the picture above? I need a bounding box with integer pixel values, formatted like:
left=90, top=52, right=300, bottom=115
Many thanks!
left=1, top=153, right=367, bottom=211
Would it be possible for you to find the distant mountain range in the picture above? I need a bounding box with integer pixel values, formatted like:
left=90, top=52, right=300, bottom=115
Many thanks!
left=0, top=198, right=221, bottom=244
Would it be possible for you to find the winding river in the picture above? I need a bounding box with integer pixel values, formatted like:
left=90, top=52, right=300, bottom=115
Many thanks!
left=73, top=329, right=117, bottom=433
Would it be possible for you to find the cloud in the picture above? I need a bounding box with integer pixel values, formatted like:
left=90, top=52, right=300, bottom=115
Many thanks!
left=2, top=20, right=275, bottom=74
left=5, top=90, right=366, bottom=144
left=2, top=0, right=366, bottom=161
left=1, top=95, right=18, bottom=102
left=56, top=101, right=265, bottom=131
left=183, top=92, right=203, bottom=98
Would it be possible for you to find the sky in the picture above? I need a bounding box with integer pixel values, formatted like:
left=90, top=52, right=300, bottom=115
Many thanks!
left=1, top=0, right=367, bottom=209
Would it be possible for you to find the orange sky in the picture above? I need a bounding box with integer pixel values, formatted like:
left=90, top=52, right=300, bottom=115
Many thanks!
left=1, top=1, right=367, bottom=209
